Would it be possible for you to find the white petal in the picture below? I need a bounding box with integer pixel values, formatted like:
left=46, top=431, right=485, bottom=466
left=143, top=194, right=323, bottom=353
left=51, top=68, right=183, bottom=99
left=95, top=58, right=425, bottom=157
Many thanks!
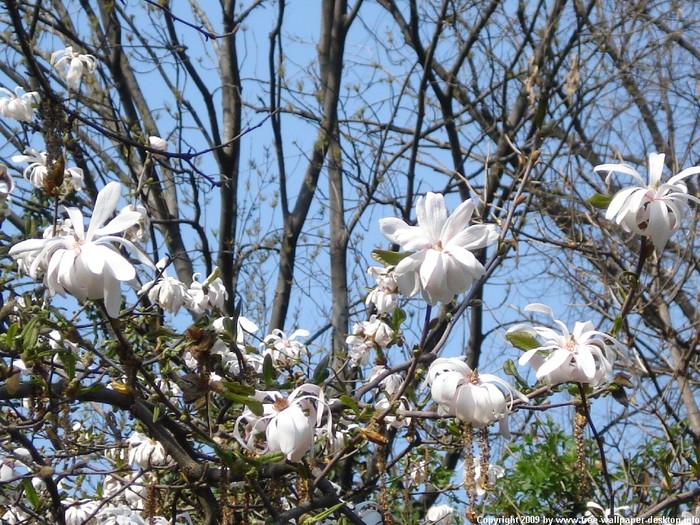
left=416, top=192, right=447, bottom=242
left=647, top=153, right=665, bottom=187
left=440, top=198, right=474, bottom=243
left=87, top=182, right=122, bottom=239
left=648, top=201, right=673, bottom=249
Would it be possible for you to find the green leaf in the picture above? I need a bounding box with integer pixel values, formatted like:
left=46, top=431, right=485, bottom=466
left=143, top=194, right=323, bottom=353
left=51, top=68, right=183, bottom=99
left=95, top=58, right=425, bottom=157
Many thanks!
left=371, top=249, right=412, bottom=267
left=219, top=381, right=255, bottom=396
left=23, top=478, right=39, bottom=510
left=302, top=502, right=346, bottom=523
left=60, top=350, right=77, bottom=381
left=312, top=354, right=330, bottom=385
left=611, top=316, right=623, bottom=337
left=21, top=316, right=41, bottom=355
left=391, top=307, right=407, bottom=331
left=220, top=392, right=264, bottom=416
left=588, top=193, right=612, bottom=209
left=339, top=394, right=360, bottom=416
left=505, top=331, right=541, bottom=351
left=262, top=353, right=277, bottom=387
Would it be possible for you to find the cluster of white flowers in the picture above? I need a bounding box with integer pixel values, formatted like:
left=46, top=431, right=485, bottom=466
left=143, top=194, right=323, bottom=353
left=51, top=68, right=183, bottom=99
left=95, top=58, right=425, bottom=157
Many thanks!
left=263, top=328, right=310, bottom=367
left=234, top=384, right=333, bottom=462
left=366, top=265, right=399, bottom=313
left=346, top=315, right=394, bottom=365
left=139, top=261, right=228, bottom=316
left=508, top=303, right=620, bottom=387
left=128, top=431, right=169, bottom=468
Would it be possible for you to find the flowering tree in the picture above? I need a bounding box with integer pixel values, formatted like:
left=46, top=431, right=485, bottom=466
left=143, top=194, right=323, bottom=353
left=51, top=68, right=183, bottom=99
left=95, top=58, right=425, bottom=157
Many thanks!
left=0, top=1, right=699, bottom=524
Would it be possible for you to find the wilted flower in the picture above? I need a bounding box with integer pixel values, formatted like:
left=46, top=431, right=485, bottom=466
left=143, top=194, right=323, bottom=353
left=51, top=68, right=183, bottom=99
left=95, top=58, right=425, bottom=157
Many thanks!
left=0, top=86, right=39, bottom=122
left=210, top=315, right=261, bottom=374
left=51, top=46, right=96, bottom=90
left=12, top=149, right=83, bottom=192
left=128, top=431, right=169, bottom=467
left=379, top=192, right=499, bottom=305
left=584, top=501, right=630, bottom=523
left=186, top=268, right=228, bottom=314
left=376, top=395, right=411, bottom=429
left=366, top=266, right=399, bottom=313
left=234, top=384, right=332, bottom=462
left=9, top=182, right=153, bottom=317
left=426, top=357, right=527, bottom=436
left=346, top=315, right=394, bottom=366
left=426, top=504, right=455, bottom=524
left=509, top=303, right=619, bottom=387
left=139, top=258, right=189, bottom=314
left=473, top=461, right=505, bottom=496
left=596, top=153, right=700, bottom=249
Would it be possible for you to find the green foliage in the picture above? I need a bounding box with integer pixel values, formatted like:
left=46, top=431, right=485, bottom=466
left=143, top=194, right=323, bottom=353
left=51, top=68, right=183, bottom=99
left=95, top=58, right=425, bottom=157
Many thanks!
left=488, top=418, right=597, bottom=517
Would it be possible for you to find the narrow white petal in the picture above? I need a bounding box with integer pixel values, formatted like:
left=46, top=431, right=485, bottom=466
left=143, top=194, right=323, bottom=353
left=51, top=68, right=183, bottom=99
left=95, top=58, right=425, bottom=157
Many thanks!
left=647, top=153, right=665, bottom=187
left=87, top=182, right=121, bottom=239
left=440, top=198, right=474, bottom=243
left=595, top=163, right=645, bottom=186
left=416, top=192, right=447, bottom=242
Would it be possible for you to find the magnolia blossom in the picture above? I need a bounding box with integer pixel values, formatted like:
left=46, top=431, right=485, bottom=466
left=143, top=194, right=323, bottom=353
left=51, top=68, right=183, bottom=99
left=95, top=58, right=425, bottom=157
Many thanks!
left=263, top=328, right=310, bottom=366
left=139, top=258, right=189, bottom=314
left=102, top=472, right=147, bottom=506
left=379, top=192, right=499, bottom=305
left=64, top=498, right=99, bottom=525
left=366, top=266, right=399, bottom=313
left=51, top=46, right=96, bottom=90
left=234, top=384, right=332, bottom=462
left=510, top=304, right=619, bottom=387
left=9, top=182, right=153, bottom=317
left=0, top=86, right=39, bottom=122
left=119, top=203, right=149, bottom=242
left=12, top=149, right=84, bottom=192
left=596, top=153, right=700, bottom=249
left=127, top=431, right=169, bottom=467
left=376, top=395, right=411, bottom=429
left=186, top=268, right=228, bottom=314
left=346, top=315, right=394, bottom=365
left=97, top=505, right=146, bottom=525
left=426, top=357, right=527, bottom=435
left=148, top=135, right=168, bottom=152
left=425, top=504, right=455, bottom=524
left=368, top=365, right=404, bottom=396
left=210, top=315, right=261, bottom=374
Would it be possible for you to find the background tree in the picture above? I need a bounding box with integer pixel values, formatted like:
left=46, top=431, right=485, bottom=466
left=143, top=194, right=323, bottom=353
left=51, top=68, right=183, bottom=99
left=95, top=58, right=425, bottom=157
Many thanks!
left=0, top=0, right=699, bottom=523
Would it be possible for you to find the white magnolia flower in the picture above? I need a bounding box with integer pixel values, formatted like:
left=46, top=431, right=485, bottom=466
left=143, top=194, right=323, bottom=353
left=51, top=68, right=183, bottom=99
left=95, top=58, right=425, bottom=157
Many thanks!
left=596, top=153, right=700, bottom=249
left=680, top=506, right=700, bottom=524
left=0, top=86, right=39, bottom=122
left=9, top=182, right=153, bottom=317
left=379, top=192, right=499, bottom=305
left=510, top=303, right=619, bottom=387
left=426, top=357, right=527, bottom=436
left=102, top=472, right=146, bottom=505
left=346, top=315, right=394, bottom=366
left=426, top=504, right=455, bottom=524
left=51, top=46, right=96, bottom=90
left=127, top=431, right=169, bottom=467
left=368, top=365, right=404, bottom=397
left=584, top=501, right=630, bottom=523
left=209, top=315, right=261, bottom=374
left=366, top=266, right=399, bottom=313
left=0, top=506, right=30, bottom=524
left=409, top=458, right=429, bottom=486
left=64, top=498, right=99, bottom=525
left=96, top=504, right=146, bottom=525
left=234, top=384, right=332, bottom=462
left=376, top=395, right=411, bottom=429
left=139, top=258, right=189, bottom=314
left=12, top=149, right=84, bottom=192
left=119, top=204, right=149, bottom=242
left=186, top=268, right=228, bottom=314
left=148, top=135, right=168, bottom=152
left=263, top=328, right=310, bottom=366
